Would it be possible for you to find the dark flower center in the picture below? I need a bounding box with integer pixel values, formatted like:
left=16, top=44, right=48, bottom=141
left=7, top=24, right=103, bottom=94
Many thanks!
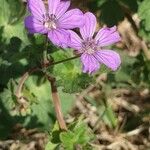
left=82, top=38, right=98, bottom=54
left=44, top=14, right=57, bottom=30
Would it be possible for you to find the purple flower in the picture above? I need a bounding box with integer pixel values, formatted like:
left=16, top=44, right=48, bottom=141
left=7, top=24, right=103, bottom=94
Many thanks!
left=68, top=12, right=121, bottom=74
left=25, top=0, right=84, bottom=47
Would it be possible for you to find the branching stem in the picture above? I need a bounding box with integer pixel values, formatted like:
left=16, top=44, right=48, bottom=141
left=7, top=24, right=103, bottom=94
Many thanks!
left=15, top=54, right=80, bottom=98
left=15, top=54, right=80, bottom=129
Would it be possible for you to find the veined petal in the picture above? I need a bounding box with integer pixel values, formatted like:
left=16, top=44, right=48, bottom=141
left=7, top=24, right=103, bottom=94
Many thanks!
left=28, top=0, right=46, bottom=20
left=48, top=0, right=60, bottom=15
left=81, top=53, right=100, bottom=74
left=25, top=16, right=47, bottom=34
left=80, top=12, right=96, bottom=40
left=48, top=29, right=70, bottom=48
left=68, top=30, right=82, bottom=50
left=94, top=50, right=121, bottom=71
left=58, top=9, right=84, bottom=29
left=55, top=0, right=70, bottom=19
left=95, top=26, right=121, bottom=47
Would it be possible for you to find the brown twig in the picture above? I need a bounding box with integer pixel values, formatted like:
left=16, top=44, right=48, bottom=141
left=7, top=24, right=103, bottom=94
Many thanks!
left=46, top=74, right=67, bottom=130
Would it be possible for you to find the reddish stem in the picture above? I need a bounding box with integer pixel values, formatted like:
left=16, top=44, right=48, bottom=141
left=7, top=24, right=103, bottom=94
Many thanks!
left=47, top=75, right=67, bottom=130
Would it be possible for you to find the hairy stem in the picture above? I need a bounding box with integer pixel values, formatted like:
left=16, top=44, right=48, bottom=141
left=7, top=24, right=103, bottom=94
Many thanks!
left=46, top=75, right=67, bottom=130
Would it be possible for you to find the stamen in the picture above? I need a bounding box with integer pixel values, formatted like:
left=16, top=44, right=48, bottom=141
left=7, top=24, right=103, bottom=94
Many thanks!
left=44, top=21, right=57, bottom=29
left=82, top=38, right=98, bottom=54
left=44, top=14, right=57, bottom=30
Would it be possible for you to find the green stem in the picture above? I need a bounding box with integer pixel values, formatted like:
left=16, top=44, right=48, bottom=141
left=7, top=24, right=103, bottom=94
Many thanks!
left=43, top=36, right=49, bottom=64
left=50, top=55, right=81, bottom=66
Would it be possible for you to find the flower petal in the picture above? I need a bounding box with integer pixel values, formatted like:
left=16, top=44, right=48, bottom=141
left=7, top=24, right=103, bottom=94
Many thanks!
left=94, top=50, right=121, bottom=71
left=68, top=30, right=82, bottom=50
left=95, top=26, right=121, bottom=47
left=55, top=0, right=70, bottom=19
left=80, top=12, right=96, bottom=40
left=48, top=0, right=60, bottom=15
left=28, top=0, right=46, bottom=20
left=48, top=29, right=70, bottom=48
left=81, top=53, right=100, bottom=74
left=58, top=9, right=84, bottom=29
left=25, top=16, right=47, bottom=34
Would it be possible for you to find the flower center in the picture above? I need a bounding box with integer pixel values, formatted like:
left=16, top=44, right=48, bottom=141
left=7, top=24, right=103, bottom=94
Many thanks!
left=44, top=14, right=57, bottom=30
left=82, top=38, right=98, bottom=54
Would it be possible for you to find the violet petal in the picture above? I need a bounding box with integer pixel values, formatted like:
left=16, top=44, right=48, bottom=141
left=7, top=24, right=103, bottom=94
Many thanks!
left=68, top=30, right=82, bottom=50
left=48, top=28, right=70, bottom=48
left=80, top=12, right=96, bottom=40
left=95, top=26, right=121, bottom=47
left=81, top=53, right=100, bottom=74
left=48, top=0, right=60, bottom=15
left=28, top=0, right=46, bottom=21
left=94, top=50, right=121, bottom=71
left=25, top=16, right=47, bottom=34
left=58, top=9, right=84, bottom=29
left=55, top=0, right=70, bottom=19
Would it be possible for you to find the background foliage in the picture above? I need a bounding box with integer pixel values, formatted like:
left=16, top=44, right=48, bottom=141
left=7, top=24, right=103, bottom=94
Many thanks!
left=0, top=0, right=150, bottom=149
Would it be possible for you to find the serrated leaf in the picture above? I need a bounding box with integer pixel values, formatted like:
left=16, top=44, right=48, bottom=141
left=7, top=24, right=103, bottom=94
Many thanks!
left=73, top=123, right=91, bottom=145
left=60, top=118, right=93, bottom=149
left=51, top=50, right=93, bottom=93
left=60, top=131, right=75, bottom=150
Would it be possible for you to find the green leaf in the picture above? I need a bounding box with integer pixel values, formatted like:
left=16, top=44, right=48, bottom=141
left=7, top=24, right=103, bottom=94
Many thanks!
left=0, top=73, right=75, bottom=139
left=104, top=105, right=117, bottom=128
left=138, top=0, right=150, bottom=41
left=51, top=50, right=94, bottom=93
left=139, top=22, right=150, bottom=42
left=0, top=79, right=17, bottom=114
left=138, top=0, right=150, bottom=31
left=60, top=118, right=93, bottom=149
left=60, top=131, right=75, bottom=150
left=24, top=75, right=75, bottom=129
left=0, top=0, right=29, bottom=43
left=45, top=142, right=59, bottom=150
left=73, top=123, right=91, bottom=145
